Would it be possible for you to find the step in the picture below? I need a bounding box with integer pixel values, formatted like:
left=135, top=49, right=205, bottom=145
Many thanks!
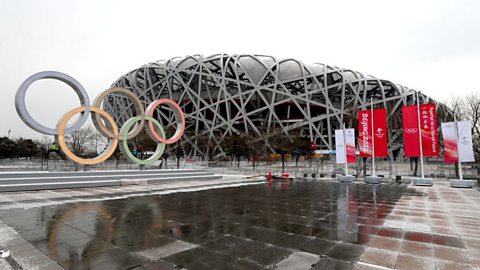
left=0, top=169, right=205, bottom=179
left=147, top=174, right=224, bottom=184
left=0, top=180, right=120, bottom=192
left=0, top=172, right=215, bottom=184
left=0, top=170, right=223, bottom=192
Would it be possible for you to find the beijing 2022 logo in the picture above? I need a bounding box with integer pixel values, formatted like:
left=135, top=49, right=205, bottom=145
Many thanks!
left=15, top=71, right=185, bottom=165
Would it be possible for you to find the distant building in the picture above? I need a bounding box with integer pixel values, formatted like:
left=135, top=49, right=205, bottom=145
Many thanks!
left=108, top=54, right=452, bottom=158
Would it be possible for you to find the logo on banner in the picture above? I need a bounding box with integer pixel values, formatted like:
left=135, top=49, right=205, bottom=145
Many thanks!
left=461, top=136, right=469, bottom=145
left=376, top=128, right=385, bottom=138
left=405, top=128, right=418, bottom=134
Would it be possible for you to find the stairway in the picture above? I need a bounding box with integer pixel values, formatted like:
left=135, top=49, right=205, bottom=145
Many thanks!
left=0, top=169, right=222, bottom=192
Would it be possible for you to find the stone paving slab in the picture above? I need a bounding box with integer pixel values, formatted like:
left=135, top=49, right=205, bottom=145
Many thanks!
left=0, top=175, right=264, bottom=210
left=0, top=221, right=63, bottom=270
left=0, top=178, right=478, bottom=269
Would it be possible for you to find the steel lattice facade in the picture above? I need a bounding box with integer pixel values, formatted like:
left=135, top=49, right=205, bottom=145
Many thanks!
left=108, top=54, right=452, bottom=159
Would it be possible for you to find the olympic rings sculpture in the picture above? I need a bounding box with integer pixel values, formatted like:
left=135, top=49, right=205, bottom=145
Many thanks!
left=15, top=71, right=185, bottom=165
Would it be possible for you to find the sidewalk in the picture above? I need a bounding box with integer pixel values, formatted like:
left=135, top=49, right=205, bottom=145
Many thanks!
left=0, top=174, right=263, bottom=210
left=0, top=176, right=479, bottom=270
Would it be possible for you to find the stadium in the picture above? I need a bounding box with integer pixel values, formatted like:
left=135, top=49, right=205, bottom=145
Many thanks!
left=107, top=54, right=452, bottom=159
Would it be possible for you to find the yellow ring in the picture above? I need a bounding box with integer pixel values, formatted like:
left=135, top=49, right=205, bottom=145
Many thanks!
left=48, top=203, right=113, bottom=268
left=57, top=106, right=118, bottom=165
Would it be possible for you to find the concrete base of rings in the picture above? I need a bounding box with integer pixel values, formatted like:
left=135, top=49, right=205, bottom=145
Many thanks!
left=0, top=169, right=221, bottom=192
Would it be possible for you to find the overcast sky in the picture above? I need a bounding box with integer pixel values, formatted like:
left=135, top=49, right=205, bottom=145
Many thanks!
left=1, top=0, right=480, bottom=140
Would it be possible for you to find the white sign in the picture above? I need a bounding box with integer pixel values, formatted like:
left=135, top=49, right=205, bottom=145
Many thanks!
left=335, top=129, right=346, bottom=163
left=458, top=121, right=475, bottom=162
left=335, top=128, right=355, bottom=164
left=441, top=121, right=475, bottom=163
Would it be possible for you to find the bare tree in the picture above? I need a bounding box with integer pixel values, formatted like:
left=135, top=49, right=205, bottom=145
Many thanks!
left=269, top=130, right=296, bottom=173
left=245, top=136, right=267, bottom=170
left=36, top=135, right=52, bottom=158
left=196, top=134, right=215, bottom=162
left=221, top=134, right=249, bottom=168
left=65, top=127, right=99, bottom=156
left=446, top=95, right=466, bottom=119
left=464, top=93, right=480, bottom=158
left=128, top=129, right=157, bottom=159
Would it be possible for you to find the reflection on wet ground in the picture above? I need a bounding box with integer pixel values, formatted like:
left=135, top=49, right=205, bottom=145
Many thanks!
left=0, top=180, right=479, bottom=269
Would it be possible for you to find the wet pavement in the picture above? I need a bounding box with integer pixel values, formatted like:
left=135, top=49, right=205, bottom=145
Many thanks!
left=0, top=180, right=479, bottom=269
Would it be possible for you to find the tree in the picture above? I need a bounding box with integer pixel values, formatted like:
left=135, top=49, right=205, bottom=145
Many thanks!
left=0, top=137, right=16, bottom=158
left=14, top=138, right=39, bottom=159
left=464, top=94, right=480, bottom=159
left=269, top=130, right=296, bottom=173
left=128, top=129, right=157, bottom=160
left=196, top=134, right=215, bottom=162
left=65, top=127, right=99, bottom=156
left=245, top=136, right=267, bottom=170
left=221, top=134, right=249, bottom=168
left=37, top=135, right=52, bottom=158
left=290, top=134, right=313, bottom=166
left=174, top=146, right=184, bottom=169
left=159, top=150, right=169, bottom=169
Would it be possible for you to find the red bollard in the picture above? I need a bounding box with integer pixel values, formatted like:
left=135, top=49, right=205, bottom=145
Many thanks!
left=268, top=170, right=272, bottom=182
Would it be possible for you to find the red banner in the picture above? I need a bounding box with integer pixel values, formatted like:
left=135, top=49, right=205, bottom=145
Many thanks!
left=358, top=108, right=388, bottom=157
left=373, top=109, right=388, bottom=157
left=403, top=106, right=420, bottom=156
left=347, top=145, right=356, bottom=163
left=420, top=104, right=439, bottom=156
left=402, top=104, right=438, bottom=157
left=358, top=110, right=372, bottom=157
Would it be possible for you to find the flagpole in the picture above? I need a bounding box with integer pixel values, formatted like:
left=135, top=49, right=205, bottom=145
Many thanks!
left=416, top=92, right=425, bottom=178
left=343, top=123, right=348, bottom=176
left=454, top=114, right=463, bottom=180
left=371, top=97, right=376, bottom=176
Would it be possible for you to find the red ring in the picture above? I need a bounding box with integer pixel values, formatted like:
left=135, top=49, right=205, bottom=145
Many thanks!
left=146, top=98, right=185, bottom=144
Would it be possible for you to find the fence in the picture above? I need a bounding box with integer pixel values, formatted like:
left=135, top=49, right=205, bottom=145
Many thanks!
left=199, top=158, right=480, bottom=180
left=0, top=158, right=478, bottom=180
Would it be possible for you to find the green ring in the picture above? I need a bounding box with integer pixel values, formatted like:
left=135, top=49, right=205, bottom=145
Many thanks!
left=114, top=197, right=162, bottom=249
left=119, top=116, right=166, bottom=165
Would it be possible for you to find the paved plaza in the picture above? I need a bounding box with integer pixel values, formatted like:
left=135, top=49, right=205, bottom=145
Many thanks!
left=0, top=178, right=479, bottom=269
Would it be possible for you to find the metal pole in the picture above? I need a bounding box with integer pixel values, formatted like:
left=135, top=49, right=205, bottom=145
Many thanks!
left=416, top=92, right=425, bottom=178
left=95, top=130, right=98, bottom=154
left=371, top=97, right=376, bottom=176
left=454, top=115, right=463, bottom=180
left=343, top=123, right=348, bottom=176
